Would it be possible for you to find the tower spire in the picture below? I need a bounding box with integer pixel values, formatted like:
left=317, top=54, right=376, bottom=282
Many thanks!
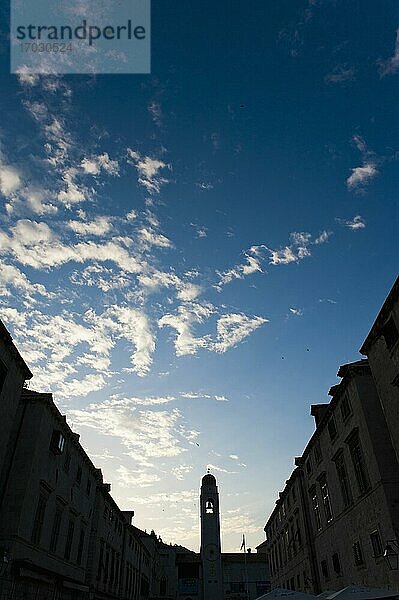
left=200, top=473, right=223, bottom=599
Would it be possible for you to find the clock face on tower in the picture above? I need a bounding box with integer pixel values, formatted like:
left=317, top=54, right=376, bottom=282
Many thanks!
left=204, top=543, right=218, bottom=561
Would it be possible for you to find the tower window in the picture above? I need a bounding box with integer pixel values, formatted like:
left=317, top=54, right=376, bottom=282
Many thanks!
left=206, top=499, right=214, bottom=514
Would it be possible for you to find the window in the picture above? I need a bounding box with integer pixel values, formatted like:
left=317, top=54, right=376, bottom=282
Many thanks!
left=328, top=415, right=337, bottom=441
left=205, top=499, right=214, bottom=514
left=320, top=478, right=333, bottom=523
left=334, top=451, right=353, bottom=507
left=311, top=488, right=322, bottom=530
left=50, top=430, right=65, bottom=455
left=321, top=559, right=329, bottom=580
left=160, top=576, right=167, bottom=596
left=86, top=478, right=92, bottom=496
left=49, top=507, right=62, bottom=553
left=348, top=433, right=371, bottom=495
left=97, top=540, right=104, bottom=581
left=340, top=395, right=352, bottom=421
left=314, top=441, right=322, bottom=464
left=31, top=495, right=47, bottom=545
left=76, top=466, right=82, bottom=484
left=64, top=519, right=75, bottom=560
left=76, top=528, right=85, bottom=565
left=370, top=531, right=383, bottom=558
left=296, top=519, right=302, bottom=547
left=63, top=451, right=71, bottom=473
left=382, top=316, right=399, bottom=351
left=353, top=541, right=364, bottom=566
left=332, top=552, right=341, bottom=574
left=0, top=360, right=7, bottom=395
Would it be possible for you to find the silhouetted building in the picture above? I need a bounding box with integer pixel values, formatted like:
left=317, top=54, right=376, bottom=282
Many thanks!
left=164, top=473, right=270, bottom=600
left=262, top=276, right=399, bottom=594
left=360, top=276, right=399, bottom=464
left=0, top=320, right=163, bottom=599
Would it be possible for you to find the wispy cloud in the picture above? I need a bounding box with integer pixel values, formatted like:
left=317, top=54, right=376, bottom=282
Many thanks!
left=216, top=229, right=331, bottom=288
left=127, top=149, right=170, bottom=195
left=336, top=215, right=366, bottom=230
left=69, top=398, right=192, bottom=459
left=324, top=64, right=355, bottom=84
left=212, top=313, right=267, bottom=353
left=378, top=28, right=399, bottom=76
left=159, top=303, right=214, bottom=356
left=346, top=135, right=378, bottom=191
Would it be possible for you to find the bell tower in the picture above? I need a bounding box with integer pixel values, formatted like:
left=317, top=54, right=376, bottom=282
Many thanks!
left=200, top=472, right=223, bottom=600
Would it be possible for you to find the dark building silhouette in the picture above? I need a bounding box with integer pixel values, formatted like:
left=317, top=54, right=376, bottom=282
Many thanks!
left=159, top=473, right=270, bottom=600
left=0, top=319, right=269, bottom=599
left=261, top=276, right=399, bottom=593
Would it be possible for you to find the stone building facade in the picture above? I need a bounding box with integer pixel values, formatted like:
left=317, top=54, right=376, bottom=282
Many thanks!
left=0, top=320, right=164, bottom=599
left=262, top=276, right=399, bottom=594
left=360, top=276, right=399, bottom=465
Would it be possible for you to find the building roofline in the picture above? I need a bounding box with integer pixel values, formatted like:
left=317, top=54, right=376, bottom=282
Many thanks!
left=263, top=358, right=371, bottom=530
left=360, top=275, right=399, bottom=355
left=0, top=319, right=33, bottom=379
left=21, top=389, right=102, bottom=481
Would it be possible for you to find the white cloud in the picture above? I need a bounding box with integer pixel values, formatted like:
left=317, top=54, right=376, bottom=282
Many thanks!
left=206, top=463, right=237, bottom=474
left=221, top=513, right=260, bottom=535
left=81, top=153, right=119, bottom=176
left=379, top=28, right=399, bottom=76
left=114, top=395, right=176, bottom=406
left=159, top=303, right=213, bottom=356
left=137, top=269, right=201, bottom=302
left=15, top=66, right=39, bottom=86
left=336, top=215, right=366, bottom=230
left=217, top=230, right=327, bottom=286
left=70, top=398, right=190, bottom=458
left=0, top=262, right=51, bottom=303
left=314, top=230, right=332, bottom=244
left=101, top=306, right=155, bottom=376
left=212, top=313, right=268, bottom=353
left=171, top=465, right=193, bottom=481
left=0, top=165, right=22, bottom=196
left=190, top=223, right=207, bottom=238
left=218, top=254, right=262, bottom=286
left=180, top=392, right=229, bottom=402
left=347, top=135, right=378, bottom=191
left=127, top=149, right=169, bottom=194
left=267, top=246, right=297, bottom=265
left=139, top=227, right=172, bottom=249
left=68, top=216, right=112, bottom=236
left=116, top=464, right=160, bottom=488
left=347, top=163, right=377, bottom=190
left=0, top=220, right=143, bottom=273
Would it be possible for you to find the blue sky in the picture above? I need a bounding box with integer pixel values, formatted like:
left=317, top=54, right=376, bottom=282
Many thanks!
left=0, top=0, right=398, bottom=552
